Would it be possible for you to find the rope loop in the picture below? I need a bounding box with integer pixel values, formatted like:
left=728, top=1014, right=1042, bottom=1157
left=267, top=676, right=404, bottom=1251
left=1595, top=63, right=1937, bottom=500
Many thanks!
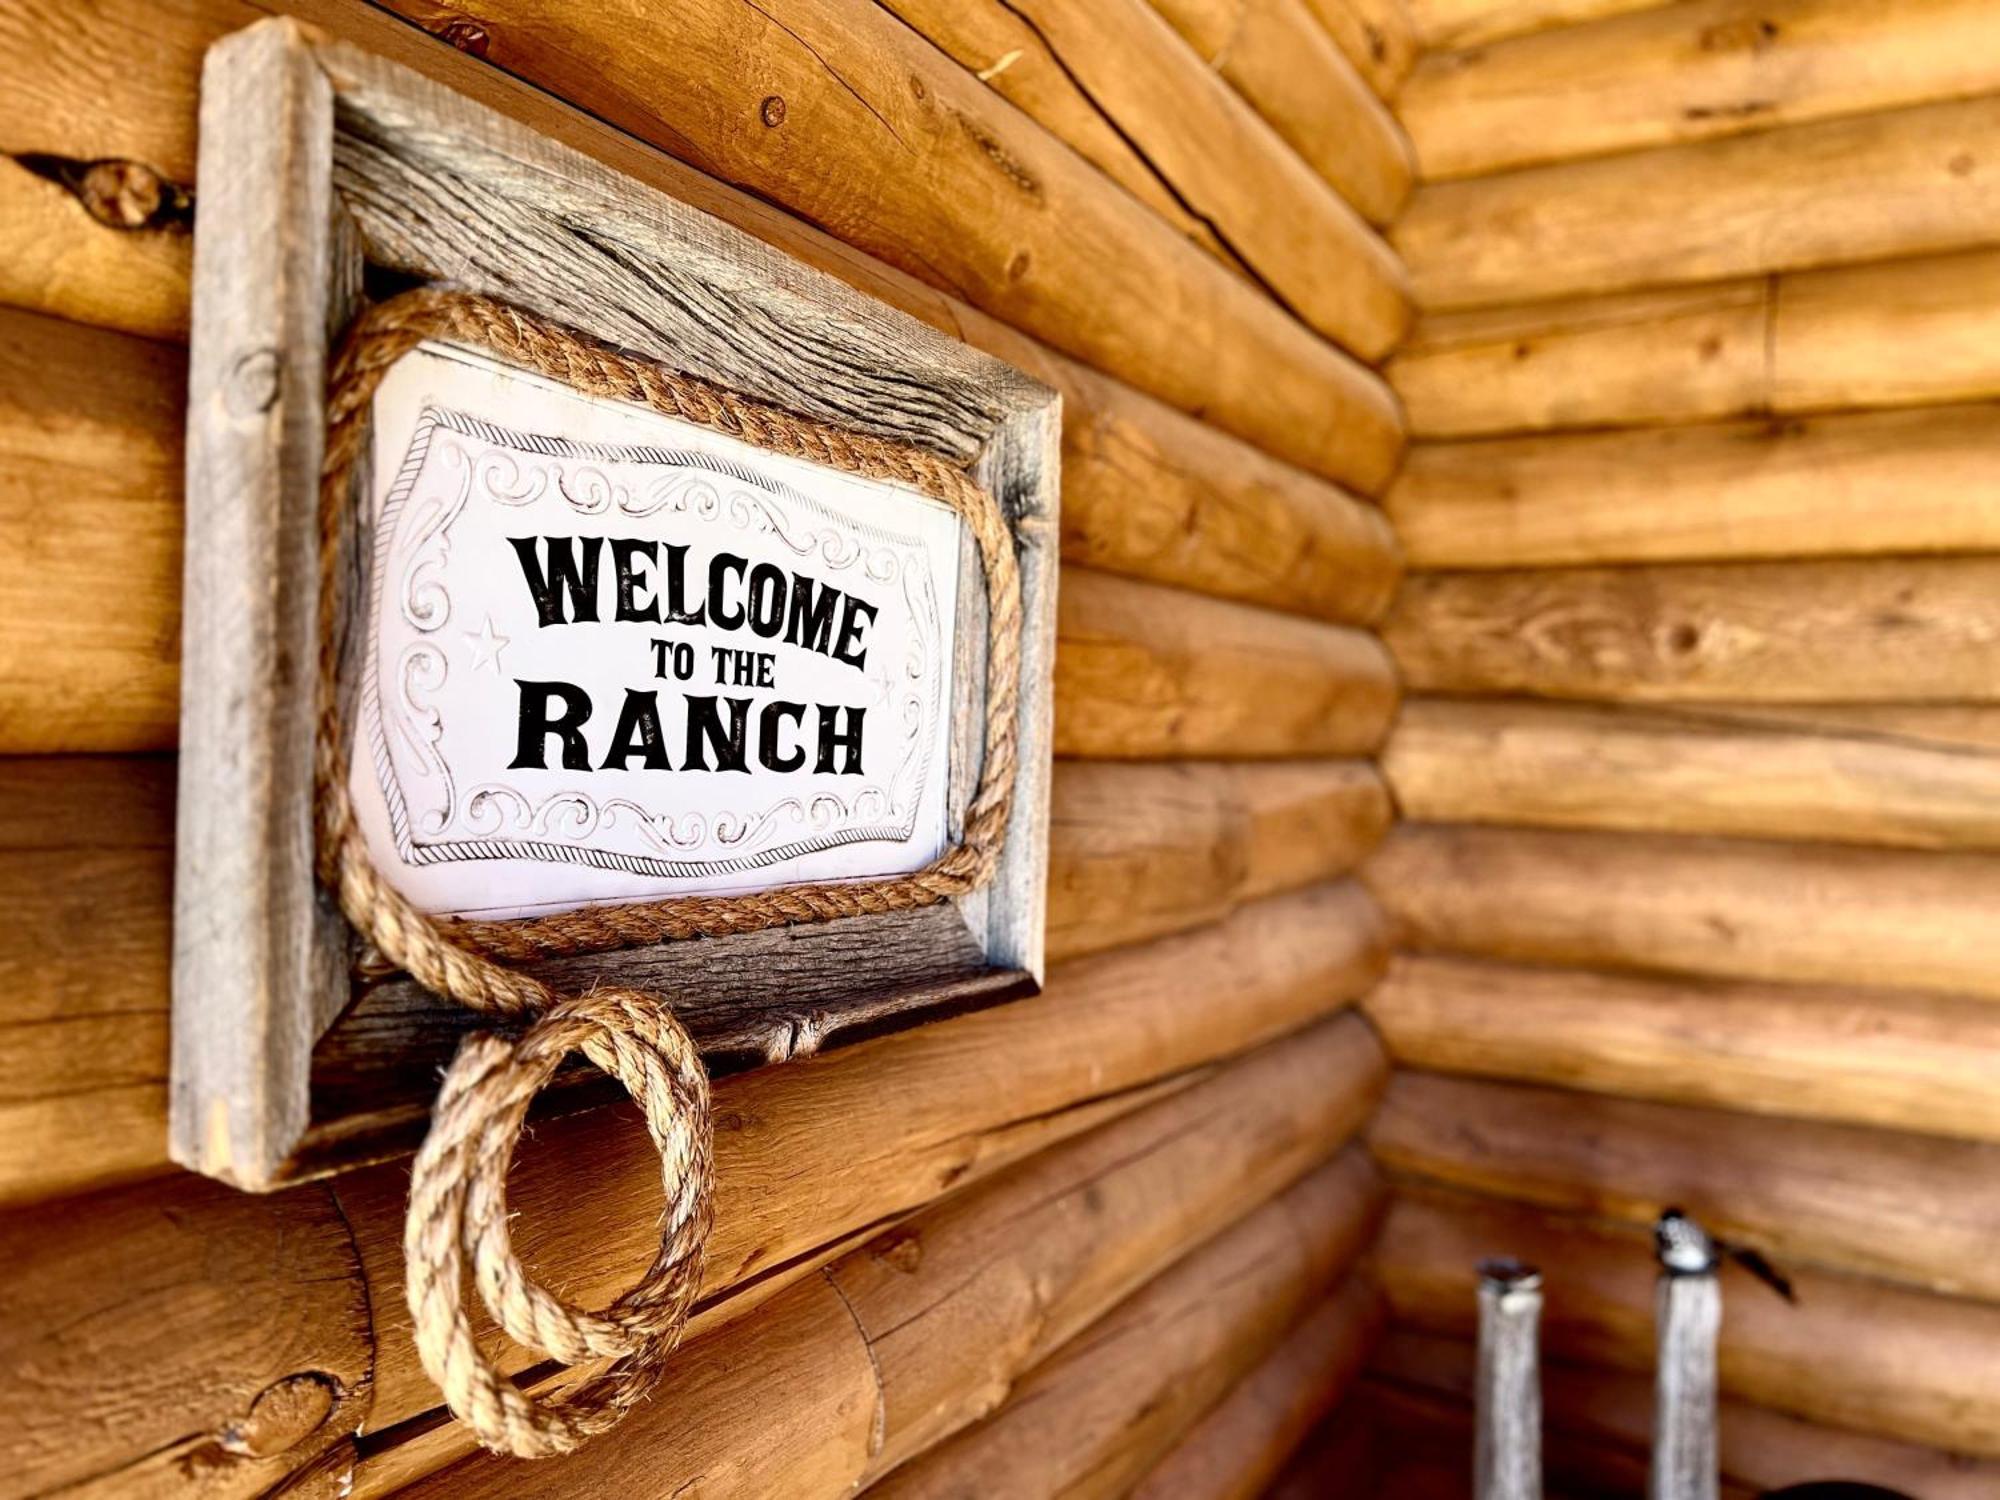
left=404, top=987, right=713, bottom=1457
left=314, top=287, right=1021, bottom=1458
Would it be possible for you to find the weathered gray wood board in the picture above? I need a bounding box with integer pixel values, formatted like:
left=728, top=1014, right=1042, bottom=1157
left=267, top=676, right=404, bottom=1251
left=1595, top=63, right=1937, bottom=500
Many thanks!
left=174, top=19, right=1059, bottom=1191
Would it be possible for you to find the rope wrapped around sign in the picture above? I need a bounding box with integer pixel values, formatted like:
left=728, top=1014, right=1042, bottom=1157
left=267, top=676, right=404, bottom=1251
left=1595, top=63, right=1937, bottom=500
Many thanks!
left=314, top=287, right=1022, bottom=1458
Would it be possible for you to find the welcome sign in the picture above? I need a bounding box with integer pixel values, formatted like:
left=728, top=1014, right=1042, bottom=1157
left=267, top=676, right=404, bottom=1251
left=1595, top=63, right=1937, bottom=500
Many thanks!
left=173, top=22, right=1057, bottom=1189
left=353, top=344, right=963, bottom=919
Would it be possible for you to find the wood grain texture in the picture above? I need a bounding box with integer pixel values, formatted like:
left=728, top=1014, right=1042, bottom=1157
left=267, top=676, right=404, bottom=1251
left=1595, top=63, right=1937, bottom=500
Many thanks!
left=1384, top=698, right=2000, bottom=849
left=869, top=1158, right=1384, bottom=1499
left=1142, top=0, right=1414, bottom=223
left=1376, top=1186, right=2000, bottom=1455
left=0, top=0, right=1406, bottom=595
left=0, top=159, right=193, bottom=341
left=338, top=881, right=1389, bottom=1482
left=1364, top=951, right=2000, bottom=1140
left=172, top=17, right=341, bottom=1188
left=878, top=0, right=1411, bottom=356
left=393, top=1019, right=1384, bottom=1498
left=1394, top=249, right=2000, bottom=439
left=1402, top=0, right=2000, bottom=181
left=0, top=1169, right=372, bottom=1497
left=1391, top=279, right=1768, bottom=440
left=869, top=0, right=1237, bottom=268
left=1046, top=759, right=1391, bottom=963
left=1302, top=0, right=1420, bottom=98
left=0, top=758, right=174, bottom=1207
left=1129, top=1275, right=1384, bottom=1500
left=1385, top=558, right=2000, bottom=703
left=1396, top=93, right=2000, bottom=311
left=1057, top=569, right=1400, bottom=758
left=0, top=756, right=1384, bottom=1208
left=0, top=319, right=1399, bottom=761
left=1391, top=401, right=2000, bottom=568
left=365, top=0, right=1400, bottom=483
left=1370, top=824, right=2000, bottom=1000
left=1773, top=244, right=2000, bottom=413
left=1055, top=375, right=1405, bottom=620
left=0, top=306, right=183, bottom=754
left=1377, top=1330, right=2000, bottom=1500
left=1374, top=1071, right=2000, bottom=1301
left=1399, top=0, right=1657, bottom=47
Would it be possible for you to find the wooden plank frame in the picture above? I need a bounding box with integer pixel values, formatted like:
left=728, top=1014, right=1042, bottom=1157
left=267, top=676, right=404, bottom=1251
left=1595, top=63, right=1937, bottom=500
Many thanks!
left=172, top=18, right=1059, bottom=1191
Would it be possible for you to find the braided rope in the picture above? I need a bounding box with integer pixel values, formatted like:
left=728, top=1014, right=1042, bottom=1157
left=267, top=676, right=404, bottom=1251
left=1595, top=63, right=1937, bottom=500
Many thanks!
left=314, top=287, right=1021, bottom=1456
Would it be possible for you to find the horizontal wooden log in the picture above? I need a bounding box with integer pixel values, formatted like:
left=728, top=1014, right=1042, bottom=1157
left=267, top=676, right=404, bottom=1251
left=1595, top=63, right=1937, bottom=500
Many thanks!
left=1394, top=249, right=2000, bottom=439
left=1384, top=698, right=2000, bottom=849
left=869, top=1159, right=1383, bottom=1499
left=873, top=1, right=1237, bottom=269
left=0, top=749, right=1386, bottom=1207
left=1775, top=243, right=2000, bottom=415
left=1143, top=0, right=1414, bottom=224
left=1130, top=1275, right=1384, bottom=1500
left=1396, top=93, right=2000, bottom=311
left=1378, top=1186, right=2000, bottom=1455
left=388, top=1020, right=1386, bottom=1497
left=1370, top=824, right=2000, bottom=1001
left=0, top=757, right=174, bottom=1206
left=1391, top=401, right=2000, bottom=568
left=363, top=0, right=1400, bottom=477
left=1376, top=1329, right=2000, bottom=1500
left=0, top=883, right=1382, bottom=1500
left=0, top=305, right=182, bottom=754
left=0, top=159, right=193, bottom=344
left=341, top=881, right=1388, bottom=1473
left=1391, top=279, right=1768, bottom=439
left=0, top=1170, right=371, bottom=1497
left=1403, top=0, right=2000, bottom=181
left=1401, top=0, right=1666, bottom=48
left=1384, top=558, right=2000, bottom=703
left=1373, top=1071, right=2000, bottom=1298
left=880, top=0, right=1410, bottom=357
left=1366, top=953, right=2000, bottom=1143
left=1055, top=358, right=1405, bottom=618
left=1047, top=759, right=1390, bottom=963
left=1302, top=0, right=1420, bottom=99
left=5, top=0, right=1405, bottom=583
left=1058, top=569, right=1400, bottom=758
left=1684, top=700, right=2000, bottom=753
left=0, top=407, right=1395, bottom=754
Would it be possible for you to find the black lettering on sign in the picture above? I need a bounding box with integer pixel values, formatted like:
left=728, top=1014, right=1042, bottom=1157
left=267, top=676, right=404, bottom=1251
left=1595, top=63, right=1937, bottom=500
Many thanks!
left=504, top=534, right=896, bottom=780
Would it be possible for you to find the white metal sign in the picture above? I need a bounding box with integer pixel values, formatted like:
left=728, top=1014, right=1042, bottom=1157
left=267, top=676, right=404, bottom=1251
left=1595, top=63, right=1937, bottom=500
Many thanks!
left=351, top=343, right=962, bottom=919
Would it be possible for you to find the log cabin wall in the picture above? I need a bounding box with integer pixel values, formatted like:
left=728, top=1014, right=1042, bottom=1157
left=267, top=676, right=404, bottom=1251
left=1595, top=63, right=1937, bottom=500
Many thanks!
left=0, top=0, right=1416, bottom=1495
left=1348, top=0, right=2000, bottom=1491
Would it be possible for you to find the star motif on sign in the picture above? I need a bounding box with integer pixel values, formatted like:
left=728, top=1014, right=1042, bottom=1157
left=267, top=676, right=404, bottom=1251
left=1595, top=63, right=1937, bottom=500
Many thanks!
left=865, top=653, right=899, bottom=709
left=464, top=614, right=510, bottom=675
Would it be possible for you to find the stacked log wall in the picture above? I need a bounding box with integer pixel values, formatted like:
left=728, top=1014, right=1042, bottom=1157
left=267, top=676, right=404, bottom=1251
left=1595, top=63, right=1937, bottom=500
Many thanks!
left=1365, top=1, right=2000, bottom=1485
left=0, top=0, right=1412, bottom=1493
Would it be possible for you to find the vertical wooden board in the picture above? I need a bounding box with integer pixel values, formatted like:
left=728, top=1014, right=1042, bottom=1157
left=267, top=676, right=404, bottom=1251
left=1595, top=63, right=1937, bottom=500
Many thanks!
left=171, top=19, right=342, bottom=1188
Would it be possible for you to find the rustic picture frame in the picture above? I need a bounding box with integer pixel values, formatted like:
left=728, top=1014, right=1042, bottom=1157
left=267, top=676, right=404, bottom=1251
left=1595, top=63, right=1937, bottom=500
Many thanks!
left=172, top=18, right=1059, bottom=1191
